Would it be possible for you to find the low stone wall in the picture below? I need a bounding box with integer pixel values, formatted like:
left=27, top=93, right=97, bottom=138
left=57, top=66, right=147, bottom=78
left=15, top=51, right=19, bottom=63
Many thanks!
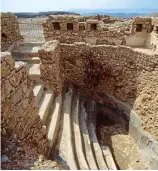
left=43, top=15, right=130, bottom=45
left=43, top=16, right=158, bottom=49
left=39, top=41, right=158, bottom=140
left=1, top=52, right=49, bottom=156
left=1, top=13, right=22, bottom=52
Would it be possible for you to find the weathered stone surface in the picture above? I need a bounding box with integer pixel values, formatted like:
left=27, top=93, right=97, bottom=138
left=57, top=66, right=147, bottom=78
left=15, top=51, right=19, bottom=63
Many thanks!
left=39, top=40, right=158, bottom=140
left=1, top=12, right=22, bottom=51
left=43, top=15, right=158, bottom=51
left=1, top=54, right=49, bottom=156
left=1, top=52, right=15, bottom=78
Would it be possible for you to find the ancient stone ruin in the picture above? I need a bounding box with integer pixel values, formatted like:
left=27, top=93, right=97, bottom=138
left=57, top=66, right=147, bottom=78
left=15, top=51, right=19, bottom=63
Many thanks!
left=1, top=12, right=158, bottom=170
left=43, top=15, right=158, bottom=52
left=1, top=13, right=22, bottom=52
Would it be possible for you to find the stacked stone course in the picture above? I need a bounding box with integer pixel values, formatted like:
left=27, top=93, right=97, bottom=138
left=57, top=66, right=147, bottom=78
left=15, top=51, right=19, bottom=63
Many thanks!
left=39, top=41, right=64, bottom=91
left=1, top=52, right=49, bottom=156
left=1, top=12, right=22, bottom=52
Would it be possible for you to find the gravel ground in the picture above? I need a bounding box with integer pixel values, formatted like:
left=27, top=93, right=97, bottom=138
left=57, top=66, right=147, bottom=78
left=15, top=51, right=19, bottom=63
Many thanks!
left=1, top=133, right=61, bottom=170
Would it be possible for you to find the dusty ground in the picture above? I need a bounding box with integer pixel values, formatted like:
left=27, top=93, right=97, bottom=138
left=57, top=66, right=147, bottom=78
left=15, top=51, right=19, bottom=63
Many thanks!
left=1, top=132, right=61, bottom=170
left=97, top=118, right=149, bottom=170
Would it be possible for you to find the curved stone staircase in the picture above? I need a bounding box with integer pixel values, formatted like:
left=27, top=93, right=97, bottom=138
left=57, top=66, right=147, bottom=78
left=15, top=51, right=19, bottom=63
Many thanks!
left=33, top=83, right=117, bottom=170
left=12, top=42, right=117, bottom=170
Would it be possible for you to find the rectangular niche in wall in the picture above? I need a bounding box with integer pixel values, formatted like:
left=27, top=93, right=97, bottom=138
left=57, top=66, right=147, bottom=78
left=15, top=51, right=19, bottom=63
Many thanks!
left=91, top=23, right=97, bottom=30
left=156, top=26, right=158, bottom=34
left=53, top=22, right=60, bottom=30
left=150, top=25, right=154, bottom=33
left=136, top=24, right=143, bottom=32
left=79, top=24, right=85, bottom=31
left=67, top=23, right=73, bottom=30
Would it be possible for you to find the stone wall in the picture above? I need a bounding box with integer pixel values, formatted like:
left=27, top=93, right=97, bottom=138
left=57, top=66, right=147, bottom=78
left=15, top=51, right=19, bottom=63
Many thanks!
left=124, top=17, right=158, bottom=49
left=39, top=41, right=64, bottom=92
left=43, top=15, right=130, bottom=45
left=39, top=41, right=158, bottom=140
left=1, top=52, right=49, bottom=156
left=150, top=18, right=158, bottom=52
left=1, top=13, right=22, bottom=52
left=43, top=16, right=158, bottom=49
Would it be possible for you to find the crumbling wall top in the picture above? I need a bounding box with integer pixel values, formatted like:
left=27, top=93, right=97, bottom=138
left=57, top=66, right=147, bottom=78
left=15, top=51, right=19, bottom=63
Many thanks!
left=1, top=12, right=22, bottom=52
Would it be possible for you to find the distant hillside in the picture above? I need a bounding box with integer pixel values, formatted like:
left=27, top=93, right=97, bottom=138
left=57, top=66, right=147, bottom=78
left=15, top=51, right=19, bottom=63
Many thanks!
left=83, top=12, right=147, bottom=18
left=13, top=10, right=158, bottom=19
left=146, top=12, right=158, bottom=17
left=68, top=8, right=158, bottom=18
left=14, top=11, right=80, bottom=18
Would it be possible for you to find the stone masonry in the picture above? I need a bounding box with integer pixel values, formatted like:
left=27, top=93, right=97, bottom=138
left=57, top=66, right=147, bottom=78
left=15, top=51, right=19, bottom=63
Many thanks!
left=1, top=13, right=22, bottom=52
left=43, top=16, right=158, bottom=50
left=43, top=15, right=130, bottom=45
left=39, top=41, right=158, bottom=140
left=1, top=52, right=49, bottom=156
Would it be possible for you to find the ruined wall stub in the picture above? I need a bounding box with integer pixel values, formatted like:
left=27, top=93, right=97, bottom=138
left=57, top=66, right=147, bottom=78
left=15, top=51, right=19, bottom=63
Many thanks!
left=1, top=12, right=22, bottom=52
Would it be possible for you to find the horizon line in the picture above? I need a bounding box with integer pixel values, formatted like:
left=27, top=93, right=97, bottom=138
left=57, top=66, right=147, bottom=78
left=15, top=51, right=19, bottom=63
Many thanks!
left=1, top=8, right=158, bottom=13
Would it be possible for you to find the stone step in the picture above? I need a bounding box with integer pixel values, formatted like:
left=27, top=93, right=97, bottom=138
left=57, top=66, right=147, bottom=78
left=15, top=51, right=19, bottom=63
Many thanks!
left=22, top=42, right=45, bottom=46
left=58, top=87, right=77, bottom=170
left=47, top=94, right=62, bottom=149
left=88, top=122, right=108, bottom=170
left=33, top=82, right=44, bottom=105
left=12, top=45, right=40, bottom=57
left=38, top=89, right=54, bottom=124
left=101, top=145, right=117, bottom=170
left=12, top=50, right=39, bottom=58
left=28, top=64, right=40, bottom=82
left=79, top=100, right=98, bottom=170
left=88, top=101, right=108, bottom=170
left=13, top=56, right=40, bottom=64
left=71, top=93, right=89, bottom=170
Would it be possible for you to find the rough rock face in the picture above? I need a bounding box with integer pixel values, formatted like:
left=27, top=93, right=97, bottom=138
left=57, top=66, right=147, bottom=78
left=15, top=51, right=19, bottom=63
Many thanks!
left=39, top=41, right=158, bottom=140
left=1, top=52, right=49, bottom=156
left=1, top=13, right=22, bottom=52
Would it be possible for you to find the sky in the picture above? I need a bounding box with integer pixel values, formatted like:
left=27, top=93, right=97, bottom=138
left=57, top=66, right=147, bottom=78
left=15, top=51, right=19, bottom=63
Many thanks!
left=1, top=0, right=158, bottom=12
